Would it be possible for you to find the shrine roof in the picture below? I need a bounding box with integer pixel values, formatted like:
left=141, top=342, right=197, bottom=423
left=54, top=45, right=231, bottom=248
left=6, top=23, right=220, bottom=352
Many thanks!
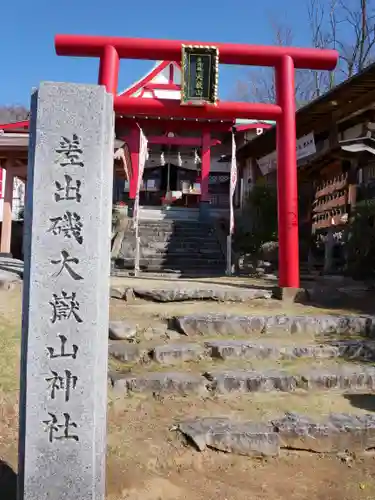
left=0, top=61, right=271, bottom=134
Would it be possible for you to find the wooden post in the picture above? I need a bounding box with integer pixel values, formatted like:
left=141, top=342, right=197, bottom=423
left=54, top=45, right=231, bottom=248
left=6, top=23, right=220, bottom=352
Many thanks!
left=0, top=159, right=14, bottom=255
left=200, top=130, right=211, bottom=202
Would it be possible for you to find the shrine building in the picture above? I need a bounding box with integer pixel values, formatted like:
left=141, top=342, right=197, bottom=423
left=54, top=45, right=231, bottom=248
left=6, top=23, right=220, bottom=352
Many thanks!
left=0, top=60, right=271, bottom=256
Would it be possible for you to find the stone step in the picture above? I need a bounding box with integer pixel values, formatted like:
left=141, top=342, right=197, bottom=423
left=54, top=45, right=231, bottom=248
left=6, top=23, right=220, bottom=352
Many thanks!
left=109, top=364, right=375, bottom=395
left=143, top=267, right=226, bottom=276
left=113, top=267, right=226, bottom=277
left=205, top=339, right=375, bottom=361
left=177, top=412, right=375, bottom=456
left=117, top=258, right=225, bottom=269
left=132, top=286, right=272, bottom=303
left=139, top=222, right=215, bottom=230
left=137, top=233, right=218, bottom=242
left=134, top=242, right=222, bottom=251
left=121, top=247, right=224, bottom=258
left=140, top=231, right=219, bottom=239
left=122, top=236, right=221, bottom=245
left=139, top=221, right=212, bottom=229
left=109, top=339, right=375, bottom=366
left=205, top=366, right=375, bottom=393
left=110, top=371, right=207, bottom=396
left=175, top=313, right=375, bottom=337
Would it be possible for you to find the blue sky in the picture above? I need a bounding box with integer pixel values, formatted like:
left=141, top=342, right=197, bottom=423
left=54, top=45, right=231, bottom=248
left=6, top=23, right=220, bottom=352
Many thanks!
left=1, top=0, right=311, bottom=107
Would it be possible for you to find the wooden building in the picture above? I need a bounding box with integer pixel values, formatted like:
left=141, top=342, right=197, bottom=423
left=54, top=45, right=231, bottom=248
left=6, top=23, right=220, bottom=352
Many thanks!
left=237, top=62, right=375, bottom=270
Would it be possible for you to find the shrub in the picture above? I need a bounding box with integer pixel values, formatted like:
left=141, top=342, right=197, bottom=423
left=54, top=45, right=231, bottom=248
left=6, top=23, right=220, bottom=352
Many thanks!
left=346, top=200, right=375, bottom=278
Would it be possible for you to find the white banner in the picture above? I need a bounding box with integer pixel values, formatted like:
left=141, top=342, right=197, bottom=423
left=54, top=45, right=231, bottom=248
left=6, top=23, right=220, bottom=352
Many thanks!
left=229, top=131, right=237, bottom=235
left=257, top=131, right=316, bottom=176
left=133, top=126, right=148, bottom=275
left=227, top=131, right=237, bottom=276
left=133, top=127, right=149, bottom=223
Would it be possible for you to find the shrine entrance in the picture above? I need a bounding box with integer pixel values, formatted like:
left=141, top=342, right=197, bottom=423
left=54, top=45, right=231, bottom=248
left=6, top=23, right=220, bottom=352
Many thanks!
left=55, top=34, right=338, bottom=289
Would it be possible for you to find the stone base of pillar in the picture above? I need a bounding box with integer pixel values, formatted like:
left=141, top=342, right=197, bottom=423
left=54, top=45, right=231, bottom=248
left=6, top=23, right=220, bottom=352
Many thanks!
left=199, top=201, right=211, bottom=221
left=0, top=252, right=12, bottom=258
left=272, top=286, right=308, bottom=303
left=127, top=199, right=135, bottom=218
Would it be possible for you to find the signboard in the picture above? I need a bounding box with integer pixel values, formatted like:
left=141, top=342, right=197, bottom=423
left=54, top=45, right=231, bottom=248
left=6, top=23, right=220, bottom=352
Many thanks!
left=181, top=45, right=219, bottom=105
left=257, top=131, right=316, bottom=176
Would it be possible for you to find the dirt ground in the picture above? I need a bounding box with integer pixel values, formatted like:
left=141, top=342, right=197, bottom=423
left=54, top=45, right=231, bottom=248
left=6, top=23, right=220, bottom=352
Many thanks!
left=1, top=280, right=375, bottom=500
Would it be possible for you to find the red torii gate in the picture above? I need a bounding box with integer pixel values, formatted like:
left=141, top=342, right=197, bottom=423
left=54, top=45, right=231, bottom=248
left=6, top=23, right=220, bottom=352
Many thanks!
left=55, top=34, right=338, bottom=290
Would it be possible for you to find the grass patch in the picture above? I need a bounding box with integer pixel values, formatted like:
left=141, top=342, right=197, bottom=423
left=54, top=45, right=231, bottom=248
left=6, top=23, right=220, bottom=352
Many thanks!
left=0, top=321, right=20, bottom=393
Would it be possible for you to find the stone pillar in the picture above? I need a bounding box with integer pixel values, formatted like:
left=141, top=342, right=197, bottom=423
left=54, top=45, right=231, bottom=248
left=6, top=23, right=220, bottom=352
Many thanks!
left=200, top=130, right=211, bottom=219
left=0, top=160, right=14, bottom=256
left=18, top=82, right=114, bottom=500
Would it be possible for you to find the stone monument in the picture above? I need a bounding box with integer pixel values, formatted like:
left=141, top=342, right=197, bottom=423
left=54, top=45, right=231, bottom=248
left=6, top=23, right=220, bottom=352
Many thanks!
left=18, top=82, right=114, bottom=500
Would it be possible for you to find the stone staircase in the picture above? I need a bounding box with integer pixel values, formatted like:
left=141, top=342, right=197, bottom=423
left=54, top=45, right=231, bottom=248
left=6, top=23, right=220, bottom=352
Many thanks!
left=107, top=281, right=375, bottom=458
left=115, top=218, right=226, bottom=275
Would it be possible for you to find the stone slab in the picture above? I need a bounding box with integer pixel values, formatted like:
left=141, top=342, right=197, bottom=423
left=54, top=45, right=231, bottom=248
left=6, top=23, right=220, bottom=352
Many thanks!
left=205, top=339, right=375, bottom=361
left=109, top=320, right=137, bottom=341
left=18, top=82, right=114, bottom=500
left=272, top=286, right=308, bottom=303
left=0, top=256, right=24, bottom=278
left=176, top=313, right=375, bottom=337
left=205, top=365, right=375, bottom=393
left=110, top=287, right=124, bottom=299
left=178, top=412, right=375, bottom=456
left=178, top=417, right=279, bottom=456
left=272, top=412, right=375, bottom=453
left=152, top=343, right=204, bottom=364
left=108, top=343, right=146, bottom=363
left=110, top=372, right=207, bottom=395
left=133, top=286, right=272, bottom=303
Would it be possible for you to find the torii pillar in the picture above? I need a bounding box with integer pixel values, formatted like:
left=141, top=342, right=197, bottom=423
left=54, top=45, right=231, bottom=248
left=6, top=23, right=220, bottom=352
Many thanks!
left=199, top=129, right=211, bottom=219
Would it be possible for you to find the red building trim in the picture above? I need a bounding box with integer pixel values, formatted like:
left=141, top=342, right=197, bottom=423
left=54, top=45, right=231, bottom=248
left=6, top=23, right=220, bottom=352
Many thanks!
left=169, top=63, right=174, bottom=83
left=116, top=117, right=235, bottom=133
left=235, top=123, right=273, bottom=132
left=121, top=135, right=220, bottom=147
left=0, top=120, right=29, bottom=130
left=119, top=60, right=170, bottom=97
left=115, top=96, right=282, bottom=120
left=144, top=83, right=180, bottom=91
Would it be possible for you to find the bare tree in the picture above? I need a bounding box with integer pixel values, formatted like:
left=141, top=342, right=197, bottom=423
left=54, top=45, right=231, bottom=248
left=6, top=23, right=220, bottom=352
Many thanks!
left=0, top=106, right=29, bottom=124
left=307, top=0, right=337, bottom=96
left=308, top=0, right=375, bottom=86
left=335, top=0, right=375, bottom=77
left=236, top=0, right=375, bottom=105
left=235, top=18, right=314, bottom=107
